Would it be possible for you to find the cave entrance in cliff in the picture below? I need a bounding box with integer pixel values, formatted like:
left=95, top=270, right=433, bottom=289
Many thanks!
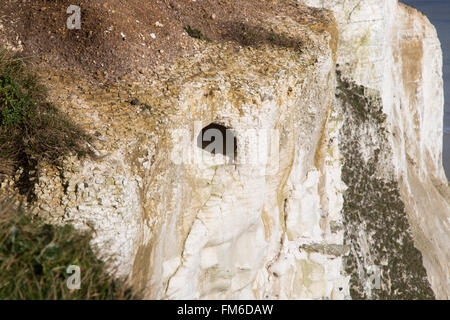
left=197, top=123, right=237, bottom=161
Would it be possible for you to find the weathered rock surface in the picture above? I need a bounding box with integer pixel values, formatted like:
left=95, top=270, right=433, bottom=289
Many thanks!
left=305, top=0, right=449, bottom=299
left=19, top=0, right=449, bottom=299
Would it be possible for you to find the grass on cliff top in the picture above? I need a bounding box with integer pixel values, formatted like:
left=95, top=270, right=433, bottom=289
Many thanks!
left=0, top=47, right=92, bottom=189
left=0, top=196, right=140, bottom=300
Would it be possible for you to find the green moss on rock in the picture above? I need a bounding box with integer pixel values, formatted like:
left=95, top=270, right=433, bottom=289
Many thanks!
left=336, top=72, right=435, bottom=300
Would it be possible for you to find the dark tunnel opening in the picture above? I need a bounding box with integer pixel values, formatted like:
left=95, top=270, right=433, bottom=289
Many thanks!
left=197, top=123, right=237, bottom=160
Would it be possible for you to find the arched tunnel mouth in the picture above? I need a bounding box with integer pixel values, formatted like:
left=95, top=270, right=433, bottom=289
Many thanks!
left=197, top=122, right=237, bottom=160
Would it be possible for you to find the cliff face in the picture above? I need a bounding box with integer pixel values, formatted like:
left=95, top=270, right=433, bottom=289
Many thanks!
left=389, top=3, right=449, bottom=299
left=305, top=0, right=449, bottom=299
left=16, top=0, right=448, bottom=299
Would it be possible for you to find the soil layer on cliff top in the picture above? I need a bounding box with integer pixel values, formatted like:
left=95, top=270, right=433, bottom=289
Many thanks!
left=0, top=0, right=330, bottom=81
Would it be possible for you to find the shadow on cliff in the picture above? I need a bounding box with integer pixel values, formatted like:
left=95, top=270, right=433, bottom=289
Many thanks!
left=218, top=21, right=304, bottom=52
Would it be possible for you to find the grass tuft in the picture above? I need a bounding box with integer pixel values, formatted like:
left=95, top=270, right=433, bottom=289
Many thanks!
left=184, top=26, right=211, bottom=42
left=0, top=47, right=92, bottom=193
left=0, top=196, right=141, bottom=300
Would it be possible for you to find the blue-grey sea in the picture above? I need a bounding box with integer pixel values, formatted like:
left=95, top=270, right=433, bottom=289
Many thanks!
left=401, top=0, right=450, bottom=179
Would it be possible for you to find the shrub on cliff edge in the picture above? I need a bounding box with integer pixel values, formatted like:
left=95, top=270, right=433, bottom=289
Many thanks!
left=0, top=47, right=92, bottom=193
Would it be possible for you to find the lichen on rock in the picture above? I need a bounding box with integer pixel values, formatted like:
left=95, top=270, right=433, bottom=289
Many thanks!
left=337, top=73, right=435, bottom=299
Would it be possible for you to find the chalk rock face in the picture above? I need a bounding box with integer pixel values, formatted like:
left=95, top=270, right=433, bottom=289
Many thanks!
left=33, top=0, right=449, bottom=299
left=387, top=3, right=449, bottom=300
left=304, top=0, right=449, bottom=299
left=131, top=15, right=347, bottom=300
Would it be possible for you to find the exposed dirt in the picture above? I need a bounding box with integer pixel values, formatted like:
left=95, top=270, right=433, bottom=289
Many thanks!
left=0, top=0, right=328, bottom=81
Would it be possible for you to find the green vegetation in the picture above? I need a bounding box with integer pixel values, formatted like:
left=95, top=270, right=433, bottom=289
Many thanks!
left=0, top=196, right=140, bottom=299
left=336, top=72, right=435, bottom=299
left=0, top=48, right=138, bottom=300
left=0, top=47, right=91, bottom=193
left=184, top=26, right=211, bottom=41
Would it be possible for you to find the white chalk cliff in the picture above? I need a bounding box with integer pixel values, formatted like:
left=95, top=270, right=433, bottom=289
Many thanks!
left=33, top=0, right=449, bottom=299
